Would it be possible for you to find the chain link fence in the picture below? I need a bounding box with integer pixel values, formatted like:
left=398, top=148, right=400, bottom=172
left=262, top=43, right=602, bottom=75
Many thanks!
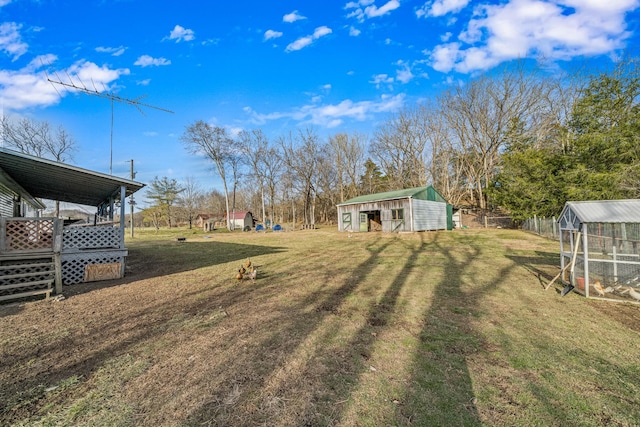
left=521, top=216, right=559, bottom=240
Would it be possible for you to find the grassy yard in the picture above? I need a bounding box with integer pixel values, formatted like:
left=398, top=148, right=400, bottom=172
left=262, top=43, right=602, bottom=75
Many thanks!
left=1, top=227, right=639, bottom=426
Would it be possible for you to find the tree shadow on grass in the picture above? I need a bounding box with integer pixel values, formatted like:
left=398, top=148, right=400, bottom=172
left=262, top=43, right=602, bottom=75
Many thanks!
left=506, top=251, right=561, bottom=288
left=1, top=231, right=562, bottom=426
left=181, top=236, right=401, bottom=425
left=394, top=231, right=543, bottom=425
left=1, top=235, right=397, bottom=425
left=60, top=240, right=286, bottom=298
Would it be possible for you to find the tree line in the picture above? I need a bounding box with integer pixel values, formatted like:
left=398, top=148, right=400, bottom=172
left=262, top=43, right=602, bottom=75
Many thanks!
left=2, top=57, right=638, bottom=229
left=146, top=58, right=638, bottom=229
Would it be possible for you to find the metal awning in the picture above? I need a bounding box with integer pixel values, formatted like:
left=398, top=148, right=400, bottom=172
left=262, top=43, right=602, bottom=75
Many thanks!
left=559, top=199, right=640, bottom=225
left=0, top=147, right=145, bottom=207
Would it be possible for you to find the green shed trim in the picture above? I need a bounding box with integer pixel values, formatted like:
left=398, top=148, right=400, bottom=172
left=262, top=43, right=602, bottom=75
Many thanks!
left=337, top=186, right=446, bottom=206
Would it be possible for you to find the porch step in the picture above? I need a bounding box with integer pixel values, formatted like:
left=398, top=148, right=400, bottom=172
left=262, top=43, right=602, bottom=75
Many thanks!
left=0, top=257, right=56, bottom=302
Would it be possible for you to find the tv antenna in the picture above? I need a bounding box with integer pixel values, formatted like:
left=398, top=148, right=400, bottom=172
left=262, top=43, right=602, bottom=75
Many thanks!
left=47, top=70, right=174, bottom=174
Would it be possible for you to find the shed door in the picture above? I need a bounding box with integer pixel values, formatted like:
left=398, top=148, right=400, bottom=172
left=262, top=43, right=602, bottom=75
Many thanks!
left=359, top=213, right=368, bottom=232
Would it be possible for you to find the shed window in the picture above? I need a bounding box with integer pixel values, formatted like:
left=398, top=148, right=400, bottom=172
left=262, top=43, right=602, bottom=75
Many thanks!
left=391, top=208, right=404, bottom=220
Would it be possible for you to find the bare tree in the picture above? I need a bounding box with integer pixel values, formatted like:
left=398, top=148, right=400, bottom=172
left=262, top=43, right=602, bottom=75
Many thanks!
left=371, top=107, right=428, bottom=190
left=181, top=121, right=234, bottom=230
left=180, top=176, right=202, bottom=229
left=315, top=148, right=337, bottom=223
left=1, top=116, right=77, bottom=216
left=329, top=132, right=366, bottom=202
left=439, top=65, right=549, bottom=209
left=238, top=129, right=283, bottom=227
left=279, top=128, right=323, bottom=228
left=229, top=151, right=243, bottom=230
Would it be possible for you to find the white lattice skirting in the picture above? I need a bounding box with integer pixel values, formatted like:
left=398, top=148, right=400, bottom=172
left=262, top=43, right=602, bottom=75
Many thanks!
left=61, top=249, right=127, bottom=285
left=63, top=225, right=121, bottom=250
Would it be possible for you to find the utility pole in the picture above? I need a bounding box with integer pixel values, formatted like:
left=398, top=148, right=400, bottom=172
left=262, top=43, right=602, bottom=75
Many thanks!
left=128, top=159, right=136, bottom=238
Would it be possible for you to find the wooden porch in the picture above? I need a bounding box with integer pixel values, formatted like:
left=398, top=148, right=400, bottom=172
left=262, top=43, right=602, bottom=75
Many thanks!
left=0, top=217, right=128, bottom=301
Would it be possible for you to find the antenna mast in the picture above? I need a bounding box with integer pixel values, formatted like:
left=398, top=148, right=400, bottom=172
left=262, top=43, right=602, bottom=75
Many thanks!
left=47, top=75, right=174, bottom=174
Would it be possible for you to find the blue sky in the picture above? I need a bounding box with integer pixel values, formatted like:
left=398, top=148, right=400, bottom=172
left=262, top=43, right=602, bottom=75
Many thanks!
left=1, top=0, right=639, bottom=206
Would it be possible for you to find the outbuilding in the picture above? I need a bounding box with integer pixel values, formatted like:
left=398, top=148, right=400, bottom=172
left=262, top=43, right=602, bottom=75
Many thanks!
left=336, top=186, right=451, bottom=233
left=229, top=210, right=255, bottom=231
left=558, top=199, right=640, bottom=302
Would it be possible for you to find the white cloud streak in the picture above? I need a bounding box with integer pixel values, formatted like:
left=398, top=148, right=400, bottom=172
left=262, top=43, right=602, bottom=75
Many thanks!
left=264, top=30, right=283, bottom=41
left=283, top=10, right=307, bottom=23
left=346, top=0, right=401, bottom=22
left=134, top=55, right=171, bottom=67
left=429, top=0, right=640, bottom=73
left=416, top=0, right=470, bottom=18
left=245, top=94, right=405, bottom=128
left=95, top=46, right=126, bottom=56
left=286, top=26, right=333, bottom=52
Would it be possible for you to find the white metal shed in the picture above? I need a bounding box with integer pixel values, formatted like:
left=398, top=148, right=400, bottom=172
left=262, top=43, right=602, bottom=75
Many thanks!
left=558, top=199, right=640, bottom=302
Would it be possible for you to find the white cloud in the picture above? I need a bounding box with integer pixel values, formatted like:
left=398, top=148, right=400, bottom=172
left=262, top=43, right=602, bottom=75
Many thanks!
left=429, top=0, right=640, bottom=73
left=365, top=0, right=401, bottom=17
left=264, top=30, right=283, bottom=41
left=396, top=62, right=415, bottom=83
left=95, top=46, right=126, bottom=56
left=313, top=26, right=332, bottom=38
left=0, top=59, right=129, bottom=111
left=286, top=26, right=333, bottom=52
left=441, top=31, right=452, bottom=42
left=0, top=0, right=12, bottom=8
left=245, top=94, right=405, bottom=128
left=430, top=42, right=461, bottom=72
left=346, top=0, right=400, bottom=22
left=134, top=55, right=171, bottom=67
left=416, top=0, right=470, bottom=18
left=283, top=10, right=307, bottom=23
left=66, top=60, right=130, bottom=88
left=286, top=35, right=313, bottom=52
left=370, top=73, right=394, bottom=89
left=137, top=79, right=151, bottom=86
left=166, top=25, right=195, bottom=42
left=349, top=26, right=361, bottom=36
left=0, top=22, right=28, bottom=61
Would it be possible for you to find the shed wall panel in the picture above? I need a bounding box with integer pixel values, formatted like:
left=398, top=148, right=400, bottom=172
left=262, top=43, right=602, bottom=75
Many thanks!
left=412, top=199, right=447, bottom=231
left=337, top=198, right=413, bottom=232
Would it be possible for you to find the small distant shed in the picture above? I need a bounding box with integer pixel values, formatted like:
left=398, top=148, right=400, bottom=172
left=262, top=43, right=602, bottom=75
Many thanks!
left=558, top=199, right=640, bottom=302
left=336, top=186, right=451, bottom=233
left=230, top=210, right=254, bottom=230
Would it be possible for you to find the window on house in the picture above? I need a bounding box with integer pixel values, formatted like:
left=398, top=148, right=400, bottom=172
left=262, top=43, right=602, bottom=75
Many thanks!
left=391, top=208, right=404, bottom=220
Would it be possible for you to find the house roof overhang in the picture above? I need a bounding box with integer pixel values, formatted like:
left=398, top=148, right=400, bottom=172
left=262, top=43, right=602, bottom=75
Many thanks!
left=0, top=147, right=145, bottom=208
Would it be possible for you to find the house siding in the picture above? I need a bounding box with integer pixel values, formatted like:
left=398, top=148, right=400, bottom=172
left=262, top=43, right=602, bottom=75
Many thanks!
left=0, top=185, right=14, bottom=217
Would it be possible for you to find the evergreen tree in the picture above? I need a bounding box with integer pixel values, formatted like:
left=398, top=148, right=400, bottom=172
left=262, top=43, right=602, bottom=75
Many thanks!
left=146, top=176, right=184, bottom=228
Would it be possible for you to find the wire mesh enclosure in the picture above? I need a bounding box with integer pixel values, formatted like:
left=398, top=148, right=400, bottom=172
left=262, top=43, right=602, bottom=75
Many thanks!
left=559, top=200, right=640, bottom=303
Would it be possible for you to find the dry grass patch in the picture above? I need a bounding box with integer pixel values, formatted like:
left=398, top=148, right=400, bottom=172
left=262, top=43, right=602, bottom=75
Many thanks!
left=1, top=228, right=639, bottom=426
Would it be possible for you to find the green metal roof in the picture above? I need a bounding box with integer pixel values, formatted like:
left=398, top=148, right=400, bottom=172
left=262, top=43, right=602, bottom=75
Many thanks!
left=337, top=186, right=446, bottom=206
